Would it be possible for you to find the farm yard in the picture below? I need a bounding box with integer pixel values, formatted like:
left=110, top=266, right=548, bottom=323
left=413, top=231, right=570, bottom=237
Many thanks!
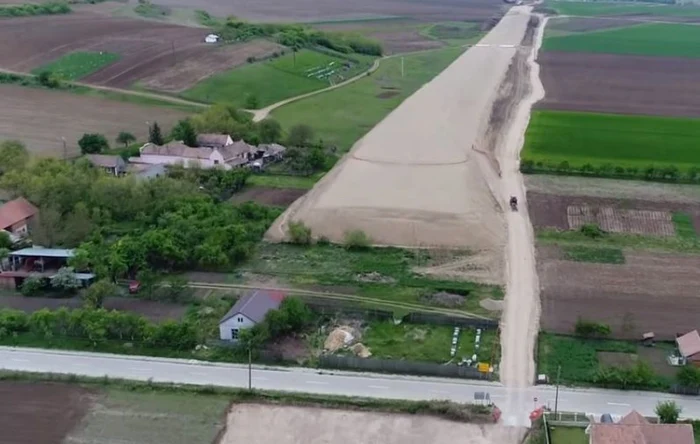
left=0, top=85, right=187, bottom=156
left=182, top=49, right=375, bottom=108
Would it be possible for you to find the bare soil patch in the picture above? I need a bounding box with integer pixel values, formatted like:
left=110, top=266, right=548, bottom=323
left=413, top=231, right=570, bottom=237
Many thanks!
left=219, top=403, right=499, bottom=444
left=139, top=40, right=285, bottom=92
left=0, top=294, right=187, bottom=322
left=0, top=11, right=243, bottom=89
left=528, top=191, right=700, bottom=233
left=230, top=186, right=307, bottom=207
left=537, top=52, right=700, bottom=118
left=538, top=245, right=700, bottom=340
left=0, top=85, right=186, bottom=157
left=0, top=381, right=96, bottom=444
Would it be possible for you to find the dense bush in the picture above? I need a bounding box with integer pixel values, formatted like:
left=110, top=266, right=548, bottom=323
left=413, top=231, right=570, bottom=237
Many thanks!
left=288, top=221, right=313, bottom=245
left=239, top=297, right=313, bottom=348
left=574, top=318, right=611, bottom=339
left=0, top=307, right=198, bottom=350
left=216, top=19, right=382, bottom=56
left=0, top=2, right=71, bottom=17
left=344, top=230, right=372, bottom=250
left=520, top=157, right=700, bottom=184
left=592, top=361, right=661, bottom=390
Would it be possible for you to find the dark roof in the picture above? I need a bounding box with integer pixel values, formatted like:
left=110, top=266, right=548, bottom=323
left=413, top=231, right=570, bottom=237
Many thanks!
left=141, top=142, right=214, bottom=159
left=0, top=198, right=38, bottom=229
left=197, top=134, right=231, bottom=148
left=86, top=154, right=123, bottom=168
left=677, top=330, right=700, bottom=358
left=220, top=290, right=286, bottom=324
left=591, top=410, right=694, bottom=444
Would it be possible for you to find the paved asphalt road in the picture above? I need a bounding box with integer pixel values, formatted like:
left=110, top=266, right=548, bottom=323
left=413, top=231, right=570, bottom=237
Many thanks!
left=2, top=347, right=700, bottom=422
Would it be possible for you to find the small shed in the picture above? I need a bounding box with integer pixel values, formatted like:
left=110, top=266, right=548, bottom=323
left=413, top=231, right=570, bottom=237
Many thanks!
left=677, top=330, right=700, bottom=365
left=204, top=34, right=220, bottom=43
left=219, top=290, right=286, bottom=341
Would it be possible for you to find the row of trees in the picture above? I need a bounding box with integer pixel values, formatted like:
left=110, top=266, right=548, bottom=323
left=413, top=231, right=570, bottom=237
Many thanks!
left=216, top=19, right=382, bottom=56
left=0, top=307, right=198, bottom=350
left=521, top=159, right=700, bottom=184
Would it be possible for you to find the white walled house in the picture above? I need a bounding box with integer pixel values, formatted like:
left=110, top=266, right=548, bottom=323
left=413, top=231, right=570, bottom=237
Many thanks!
left=137, top=140, right=253, bottom=170
left=219, top=290, right=286, bottom=341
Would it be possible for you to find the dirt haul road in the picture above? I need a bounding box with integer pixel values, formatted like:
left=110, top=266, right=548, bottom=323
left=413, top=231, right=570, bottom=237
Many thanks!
left=267, top=7, right=533, bottom=285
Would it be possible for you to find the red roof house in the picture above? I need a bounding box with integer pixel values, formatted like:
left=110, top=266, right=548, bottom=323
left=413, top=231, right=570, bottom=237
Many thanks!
left=590, top=410, right=694, bottom=444
left=0, top=198, right=38, bottom=235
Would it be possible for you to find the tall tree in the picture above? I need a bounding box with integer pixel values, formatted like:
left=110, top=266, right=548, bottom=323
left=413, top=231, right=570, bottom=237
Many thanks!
left=149, top=122, right=164, bottom=145
left=171, top=120, right=198, bottom=147
left=78, top=133, right=109, bottom=155
left=258, top=119, right=282, bottom=144
left=286, top=124, right=314, bottom=147
left=116, top=131, right=136, bottom=148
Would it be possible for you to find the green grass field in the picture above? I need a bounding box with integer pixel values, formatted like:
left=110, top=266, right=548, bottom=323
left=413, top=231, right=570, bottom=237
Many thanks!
left=563, top=246, right=625, bottom=264
left=362, top=321, right=496, bottom=363
left=673, top=212, right=697, bottom=240
left=550, top=426, right=588, bottom=444
left=272, top=46, right=464, bottom=151
left=522, top=110, right=700, bottom=171
left=547, top=0, right=700, bottom=17
left=543, top=23, right=700, bottom=57
left=247, top=173, right=321, bottom=189
left=182, top=49, right=374, bottom=108
left=32, top=51, right=119, bottom=81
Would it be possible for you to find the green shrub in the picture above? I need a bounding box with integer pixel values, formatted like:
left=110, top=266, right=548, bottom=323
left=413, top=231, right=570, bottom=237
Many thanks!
left=20, top=276, right=46, bottom=296
left=288, top=221, right=312, bottom=245
left=344, top=230, right=371, bottom=250
left=574, top=318, right=611, bottom=339
left=580, top=223, right=604, bottom=239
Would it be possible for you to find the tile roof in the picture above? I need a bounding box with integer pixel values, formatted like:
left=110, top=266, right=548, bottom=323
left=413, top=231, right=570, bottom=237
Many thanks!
left=86, top=154, right=122, bottom=168
left=141, top=142, right=214, bottom=160
left=220, top=290, right=286, bottom=324
left=220, top=140, right=254, bottom=161
left=0, top=198, right=38, bottom=229
left=197, top=134, right=231, bottom=147
left=677, top=330, right=700, bottom=358
left=591, top=411, right=694, bottom=444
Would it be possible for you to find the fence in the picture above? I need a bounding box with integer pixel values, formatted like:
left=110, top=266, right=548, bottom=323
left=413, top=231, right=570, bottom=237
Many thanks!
left=402, top=312, right=498, bottom=329
left=318, top=355, right=492, bottom=380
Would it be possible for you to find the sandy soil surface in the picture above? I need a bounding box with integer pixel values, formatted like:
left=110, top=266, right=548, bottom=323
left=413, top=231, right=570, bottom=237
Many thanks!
left=537, top=51, right=700, bottom=118
left=0, top=85, right=186, bottom=156
left=526, top=175, right=700, bottom=204
left=220, top=404, right=500, bottom=444
left=267, top=8, right=533, bottom=285
left=492, top=12, right=546, bottom=432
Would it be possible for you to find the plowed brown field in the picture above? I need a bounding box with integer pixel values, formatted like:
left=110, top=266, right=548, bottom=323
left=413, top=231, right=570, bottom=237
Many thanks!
left=0, top=12, right=279, bottom=89
left=0, top=382, right=95, bottom=444
left=536, top=52, right=700, bottom=117
left=538, top=245, right=700, bottom=340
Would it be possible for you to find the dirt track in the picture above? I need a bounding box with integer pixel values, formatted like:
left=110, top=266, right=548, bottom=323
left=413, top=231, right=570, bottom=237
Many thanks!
left=266, top=10, right=534, bottom=288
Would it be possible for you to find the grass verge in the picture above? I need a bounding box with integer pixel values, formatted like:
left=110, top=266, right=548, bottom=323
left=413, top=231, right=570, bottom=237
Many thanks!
left=550, top=426, right=588, bottom=444
left=537, top=228, right=700, bottom=255
left=182, top=49, right=374, bottom=108
left=562, top=246, right=625, bottom=264
left=247, top=173, right=321, bottom=189
left=673, top=212, right=697, bottom=240
left=522, top=109, right=700, bottom=173
left=272, top=46, right=465, bottom=151
left=32, top=51, right=119, bottom=81
left=422, top=22, right=483, bottom=46
left=543, top=23, right=700, bottom=58
left=0, top=370, right=494, bottom=423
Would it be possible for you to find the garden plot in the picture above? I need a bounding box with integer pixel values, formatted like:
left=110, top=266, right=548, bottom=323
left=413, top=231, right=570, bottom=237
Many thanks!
left=566, top=206, right=675, bottom=237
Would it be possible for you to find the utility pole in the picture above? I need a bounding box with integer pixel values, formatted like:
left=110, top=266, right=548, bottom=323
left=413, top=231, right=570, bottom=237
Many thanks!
left=554, top=364, right=562, bottom=415
left=61, top=137, right=67, bottom=160
left=248, top=346, right=252, bottom=391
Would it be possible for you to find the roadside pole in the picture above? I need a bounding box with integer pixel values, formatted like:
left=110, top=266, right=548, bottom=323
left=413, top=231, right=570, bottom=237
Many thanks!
left=248, top=346, right=252, bottom=391
left=554, top=365, right=562, bottom=415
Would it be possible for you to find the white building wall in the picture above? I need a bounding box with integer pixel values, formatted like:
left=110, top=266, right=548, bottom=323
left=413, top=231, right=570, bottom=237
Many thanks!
left=137, top=153, right=231, bottom=170
left=219, top=313, right=256, bottom=341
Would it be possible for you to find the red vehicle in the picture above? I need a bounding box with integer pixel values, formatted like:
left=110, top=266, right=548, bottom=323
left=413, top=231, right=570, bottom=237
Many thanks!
left=128, top=280, right=141, bottom=294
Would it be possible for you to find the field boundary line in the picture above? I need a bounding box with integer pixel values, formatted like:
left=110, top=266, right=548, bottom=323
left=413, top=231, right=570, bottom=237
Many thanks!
left=0, top=67, right=208, bottom=109
left=186, top=281, right=494, bottom=320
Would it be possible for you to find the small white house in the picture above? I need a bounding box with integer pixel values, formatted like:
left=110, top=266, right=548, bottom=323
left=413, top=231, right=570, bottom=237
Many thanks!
left=219, top=290, right=286, bottom=341
left=137, top=140, right=253, bottom=170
